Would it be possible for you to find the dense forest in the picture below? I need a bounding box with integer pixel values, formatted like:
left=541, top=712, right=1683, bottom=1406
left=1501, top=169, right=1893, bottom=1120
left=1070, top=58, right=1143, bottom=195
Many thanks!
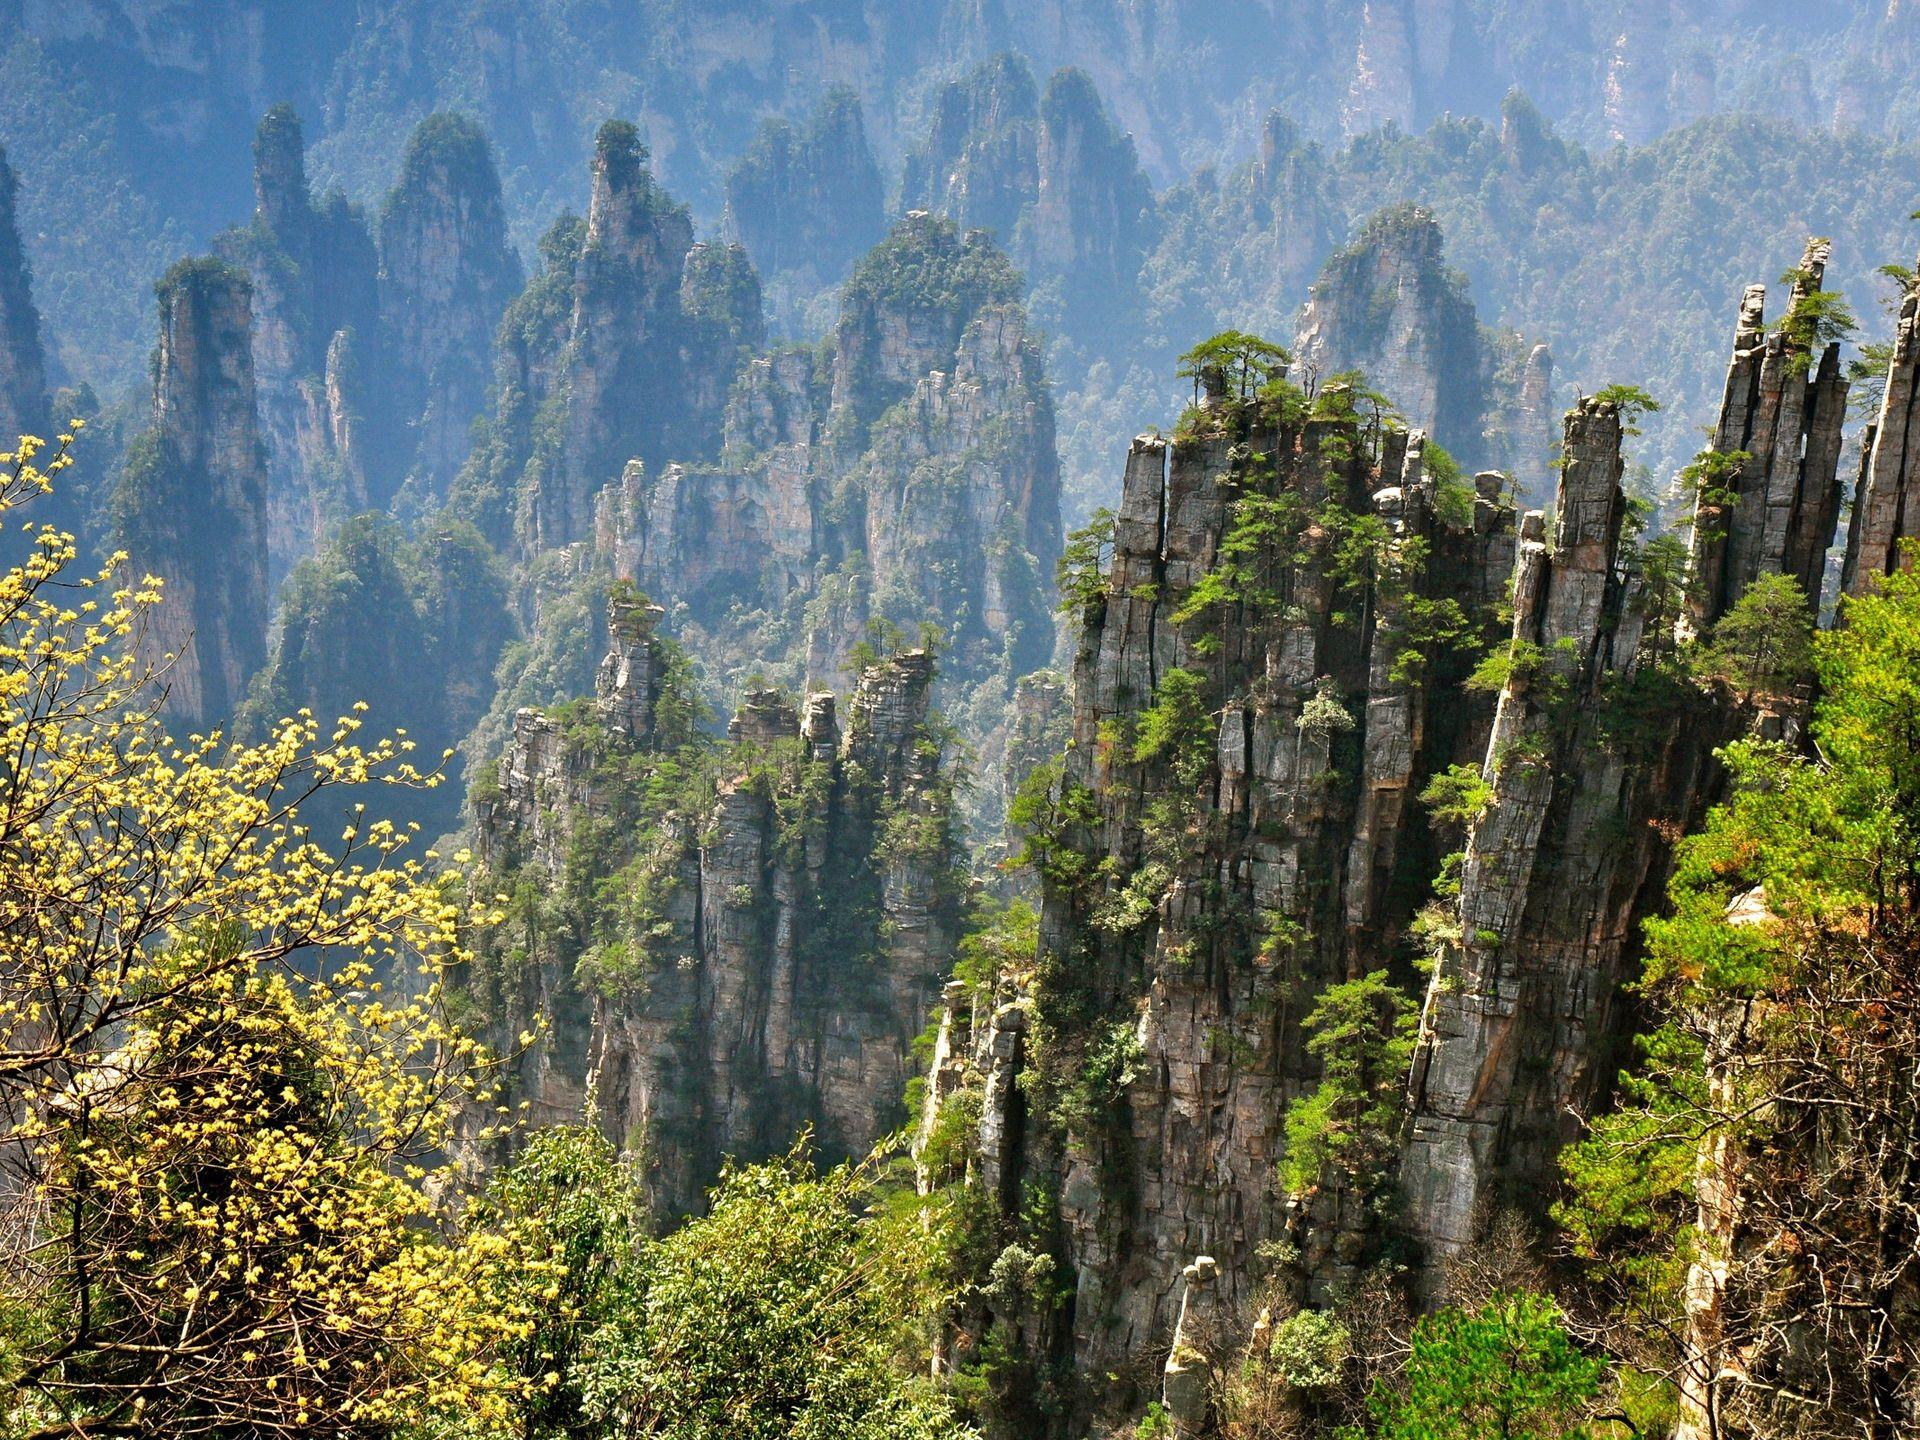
left=2, top=4, right=1919, bottom=1438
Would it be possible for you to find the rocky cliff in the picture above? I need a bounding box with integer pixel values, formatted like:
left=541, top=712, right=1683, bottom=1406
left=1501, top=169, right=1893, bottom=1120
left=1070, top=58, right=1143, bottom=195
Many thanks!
left=493, top=120, right=753, bottom=553
left=214, top=106, right=517, bottom=575
left=469, top=611, right=964, bottom=1216
left=571, top=211, right=1060, bottom=819
left=1843, top=250, right=1920, bottom=599
left=0, top=144, right=49, bottom=451
left=722, top=87, right=885, bottom=295
left=376, top=113, right=522, bottom=507
left=215, top=106, right=383, bottom=581
left=914, top=239, right=1869, bottom=1432
left=113, top=257, right=270, bottom=726
left=1295, top=205, right=1496, bottom=472
left=903, top=56, right=1152, bottom=341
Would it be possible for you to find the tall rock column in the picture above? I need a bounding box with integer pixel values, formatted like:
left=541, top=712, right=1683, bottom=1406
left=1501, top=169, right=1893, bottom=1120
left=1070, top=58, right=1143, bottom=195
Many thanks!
left=0, top=144, right=49, bottom=449
left=1688, top=240, right=1850, bottom=621
left=116, top=259, right=270, bottom=726
left=1401, top=397, right=1638, bottom=1262
left=1842, top=257, right=1920, bottom=597
left=377, top=113, right=521, bottom=504
left=534, top=121, right=699, bottom=551
left=1295, top=204, right=1492, bottom=468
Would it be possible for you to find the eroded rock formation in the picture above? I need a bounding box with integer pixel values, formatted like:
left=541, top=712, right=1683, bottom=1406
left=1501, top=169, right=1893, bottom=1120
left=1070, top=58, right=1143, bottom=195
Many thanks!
left=216, top=106, right=518, bottom=574
left=587, top=210, right=1060, bottom=735
left=0, top=144, right=49, bottom=450
left=471, top=619, right=963, bottom=1216
left=114, top=258, right=270, bottom=726
left=722, top=87, right=885, bottom=289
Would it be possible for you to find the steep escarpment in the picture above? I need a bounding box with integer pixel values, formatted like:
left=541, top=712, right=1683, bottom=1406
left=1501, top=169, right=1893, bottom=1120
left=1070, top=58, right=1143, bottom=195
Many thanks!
left=575, top=212, right=1060, bottom=820
left=903, top=56, right=1153, bottom=341
left=215, top=106, right=518, bottom=576
left=376, top=113, right=523, bottom=506
left=113, top=258, right=270, bottom=725
left=1295, top=203, right=1551, bottom=486
left=468, top=611, right=964, bottom=1216
left=455, top=120, right=753, bottom=553
left=914, top=239, right=1866, bottom=1431
left=0, top=143, right=49, bottom=451
left=722, top=87, right=885, bottom=311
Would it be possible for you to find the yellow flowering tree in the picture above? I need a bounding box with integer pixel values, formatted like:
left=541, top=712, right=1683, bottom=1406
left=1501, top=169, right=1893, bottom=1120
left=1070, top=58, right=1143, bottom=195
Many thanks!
left=0, top=432, right=516, bottom=1436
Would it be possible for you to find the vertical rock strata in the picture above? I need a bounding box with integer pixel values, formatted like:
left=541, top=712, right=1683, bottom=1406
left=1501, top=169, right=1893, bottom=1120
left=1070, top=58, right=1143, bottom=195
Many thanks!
left=722, top=86, right=885, bottom=287
left=0, top=145, right=49, bottom=448
left=1843, top=255, right=1920, bottom=596
left=376, top=114, right=523, bottom=504
left=916, top=243, right=1873, bottom=1428
left=472, top=626, right=962, bottom=1216
left=115, top=259, right=270, bottom=725
left=1689, top=240, right=1851, bottom=621
left=1295, top=205, right=1491, bottom=466
left=216, top=106, right=518, bottom=574
left=587, top=211, right=1060, bottom=705
left=922, top=380, right=1519, bottom=1419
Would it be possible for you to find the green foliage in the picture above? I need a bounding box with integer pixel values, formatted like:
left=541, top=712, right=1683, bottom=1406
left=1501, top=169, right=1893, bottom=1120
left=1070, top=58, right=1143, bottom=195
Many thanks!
left=1173, top=489, right=1305, bottom=629
left=471, top=1126, right=648, bottom=1439
left=1591, top=383, right=1660, bottom=435
left=1280, top=973, right=1416, bottom=1198
left=1420, top=762, right=1493, bottom=830
left=1298, top=687, right=1357, bottom=740
left=1132, top=667, right=1215, bottom=793
left=1057, top=506, right=1116, bottom=612
left=1694, top=573, right=1813, bottom=701
left=1351, top=1292, right=1602, bottom=1440
left=621, top=1143, right=968, bottom=1440
left=1134, top=1400, right=1176, bottom=1438
left=1268, top=1309, right=1351, bottom=1391
left=1773, top=258, right=1858, bottom=372
left=1177, top=329, right=1292, bottom=404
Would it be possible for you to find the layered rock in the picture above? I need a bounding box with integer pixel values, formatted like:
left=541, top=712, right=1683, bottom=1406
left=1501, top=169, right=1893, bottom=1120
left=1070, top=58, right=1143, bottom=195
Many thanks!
left=516, top=121, right=754, bottom=552
left=0, top=144, right=49, bottom=449
left=215, top=106, right=383, bottom=580
left=1842, top=255, right=1920, bottom=598
left=470, top=624, right=963, bottom=1216
left=1689, top=239, right=1850, bottom=621
left=214, top=107, right=517, bottom=572
left=1295, top=204, right=1492, bottom=466
left=1401, top=245, right=1860, bottom=1264
left=722, top=87, right=885, bottom=288
left=114, top=258, right=270, bottom=726
left=919, top=376, right=1519, bottom=1423
left=902, top=57, right=1152, bottom=339
left=240, top=512, right=515, bottom=835
left=585, top=212, right=1060, bottom=748
left=376, top=113, right=522, bottom=506
left=902, top=53, right=1041, bottom=247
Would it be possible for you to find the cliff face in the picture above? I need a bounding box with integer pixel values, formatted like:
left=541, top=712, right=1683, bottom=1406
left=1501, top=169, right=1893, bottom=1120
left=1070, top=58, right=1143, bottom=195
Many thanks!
left=215, top=106, right=517, bottom=575
left=1843, top=253, right=1920, bottom=598
left=511, top=121, right=752, bottom=552
left=376, top=113, right=522, bottom=506
left=1294, top=204, right=1491, bottom=467
left=903, top=56, right=1152, bottom=341
left=240, top=512, right=514, bottom=834
left=0, top=145, right=50, bottom=450
left=576, top=212, right=1060, bottom=794
left=918, top=377, right=1519, bottom=1422
left=912, top=241, right=1869, bottom=1430
left=722, top=87, right=885, bottom=290
left=470, top=619, right=964, bottom=1216
left=114, top=258, right=270, bottom=726
left=215, top=107, right=383, bottom=581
